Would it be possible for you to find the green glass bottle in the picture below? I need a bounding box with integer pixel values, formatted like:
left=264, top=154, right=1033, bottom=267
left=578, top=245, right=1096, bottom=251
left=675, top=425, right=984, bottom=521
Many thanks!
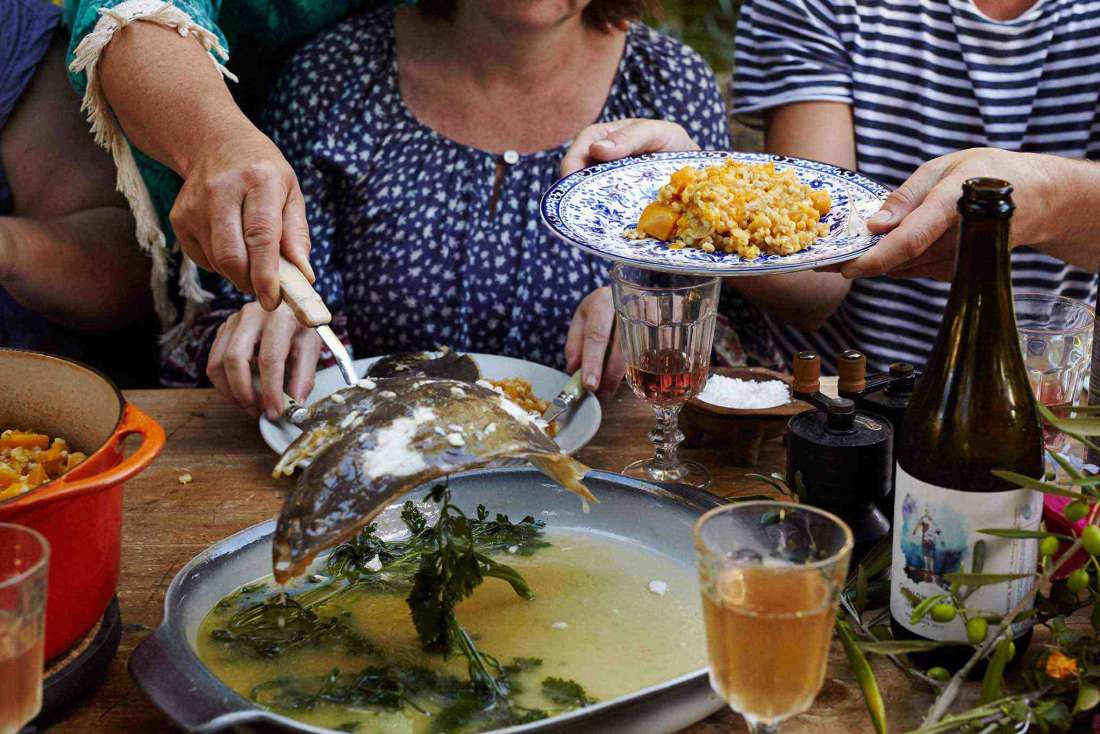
left=890, top=178, right=1044, bottom=669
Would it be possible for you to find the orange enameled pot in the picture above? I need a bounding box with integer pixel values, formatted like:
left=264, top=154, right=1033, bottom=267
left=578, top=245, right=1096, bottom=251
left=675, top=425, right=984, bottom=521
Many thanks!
left=0, top=349, right=165, bottom=660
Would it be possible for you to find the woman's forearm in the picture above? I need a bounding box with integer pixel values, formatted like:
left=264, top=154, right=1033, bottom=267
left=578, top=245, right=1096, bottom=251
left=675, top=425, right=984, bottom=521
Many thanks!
left=724, top=102, right=857, bottom=329
left=97, top=21, right=247, bottom=176
left=731, top=272, right=852, bottom=332
left=0, top=209, right=152, bottom=330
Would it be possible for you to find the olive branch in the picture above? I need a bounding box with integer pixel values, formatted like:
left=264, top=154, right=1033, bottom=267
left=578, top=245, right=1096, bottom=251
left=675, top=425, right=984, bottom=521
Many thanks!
left=836, top=403, right=1100, bottom=734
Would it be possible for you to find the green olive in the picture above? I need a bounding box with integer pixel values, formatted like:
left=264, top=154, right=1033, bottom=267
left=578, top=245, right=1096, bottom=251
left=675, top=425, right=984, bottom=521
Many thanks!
left=930, top=603, right=957, bottom=623
left=926, top=666, right=951, bottom=683
left=966, top=617, right=988, bottom=645
left=1065, top=500, right=1089, bottom=523
left=1083, top=525, right=1100, bottom=556
left=1067, top=567, right=1090, bottom=594
left=1039, top=535, right=1060, bottom=558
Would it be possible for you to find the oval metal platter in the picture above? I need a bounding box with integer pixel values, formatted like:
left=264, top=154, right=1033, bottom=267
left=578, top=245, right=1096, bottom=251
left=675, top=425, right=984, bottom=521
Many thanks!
left=130, top=468, right=726, bottom=734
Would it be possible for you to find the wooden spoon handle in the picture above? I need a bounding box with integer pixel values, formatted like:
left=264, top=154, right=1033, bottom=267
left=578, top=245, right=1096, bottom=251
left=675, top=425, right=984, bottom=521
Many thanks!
left=278, top=256, right=330, bottom=328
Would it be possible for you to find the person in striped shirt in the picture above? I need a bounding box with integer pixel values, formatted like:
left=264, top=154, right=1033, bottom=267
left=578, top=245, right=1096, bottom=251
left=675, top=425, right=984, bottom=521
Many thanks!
left=568, top=0, right=1100, bottom=376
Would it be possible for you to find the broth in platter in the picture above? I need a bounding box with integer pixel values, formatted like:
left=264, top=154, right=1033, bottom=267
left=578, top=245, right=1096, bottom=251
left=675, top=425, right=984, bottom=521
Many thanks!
left=196, top=528, right=705, bottom=734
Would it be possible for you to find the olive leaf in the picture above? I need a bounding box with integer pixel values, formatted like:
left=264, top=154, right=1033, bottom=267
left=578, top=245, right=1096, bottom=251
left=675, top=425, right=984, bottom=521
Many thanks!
left=944, top=572, right=1033, bottom=589
left=991, top=470, right=1100, bottom=499
left=971, top=539, right=986, bottom=574
left=856, top=640, right=948, bottom=655
left=855, top=565, right=869, bottom=615
left=869, top=624, right=892, bottom=641
left=978, top=528, right=1070, bottom=540
left=1049, top=450, right=1086, bottom=482
left=744, top=473, right=796, bottom=500
left=980, top=638, right=1013, bottom=705
left=909, top=594, right=948, bottom=625
left=1037, top=402, right=1100, bottom=436
left=837, top=620, right=888, bottom=734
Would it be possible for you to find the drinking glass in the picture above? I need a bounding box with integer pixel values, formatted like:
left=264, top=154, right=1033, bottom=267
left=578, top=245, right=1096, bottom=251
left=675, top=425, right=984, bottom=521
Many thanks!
left=695, top=502, right=853, bottom=734
left=1014, top=293, right=1094, bottom=452
left=610, top=265, right=720, bottom=489
left=0, top=524, right=49, bottom=734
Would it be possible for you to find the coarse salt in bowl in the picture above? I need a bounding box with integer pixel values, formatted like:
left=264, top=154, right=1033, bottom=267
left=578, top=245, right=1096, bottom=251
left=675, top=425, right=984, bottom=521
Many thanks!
left=696, top=374, right=790, bottom=410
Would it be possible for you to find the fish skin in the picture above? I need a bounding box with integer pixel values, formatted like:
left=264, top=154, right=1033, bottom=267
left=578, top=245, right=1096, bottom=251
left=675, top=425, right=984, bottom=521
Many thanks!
left=366, top=350, right=481, bottom=382
left=272, top=377, right=593, bottom=583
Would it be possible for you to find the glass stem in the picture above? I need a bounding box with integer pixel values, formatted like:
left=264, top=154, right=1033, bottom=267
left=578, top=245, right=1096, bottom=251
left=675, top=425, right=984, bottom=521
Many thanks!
left=649, top=404, right=685, bottom=472
left=747, top=722, right=781, bottom=734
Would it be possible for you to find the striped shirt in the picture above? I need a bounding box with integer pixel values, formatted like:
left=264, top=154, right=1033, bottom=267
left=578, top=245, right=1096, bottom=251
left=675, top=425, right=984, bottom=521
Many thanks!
left=733, top=0, right=1099, bottom=374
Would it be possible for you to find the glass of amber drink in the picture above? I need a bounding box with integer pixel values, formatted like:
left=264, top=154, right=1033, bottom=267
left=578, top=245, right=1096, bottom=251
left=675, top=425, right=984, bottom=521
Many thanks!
left=0, top=524, right=49, bottom=734
left=695, top=502, right=852, bottom=734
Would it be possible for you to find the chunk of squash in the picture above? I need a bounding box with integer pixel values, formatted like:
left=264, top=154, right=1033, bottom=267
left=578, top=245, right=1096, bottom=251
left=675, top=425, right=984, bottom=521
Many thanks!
left=669, top=166, right=696, bottom=192
left=638, top=202, right=679, bottom=241
left=25, top=464, right=48, bottom=488
left=0, top=464, right=18, bottom=489
left=0, top=432, right=49, bottom=450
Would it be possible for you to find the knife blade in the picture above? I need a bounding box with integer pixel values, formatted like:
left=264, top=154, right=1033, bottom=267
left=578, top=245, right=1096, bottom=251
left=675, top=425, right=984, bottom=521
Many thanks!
left=278, top=257, right=358, bottom=387
left=542, top=369, right=585, bottom=425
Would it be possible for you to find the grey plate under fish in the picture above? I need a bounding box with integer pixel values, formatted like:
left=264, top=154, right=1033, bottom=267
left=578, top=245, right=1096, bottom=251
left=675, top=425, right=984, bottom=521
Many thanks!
left=129, top=468, right=726, bottom=734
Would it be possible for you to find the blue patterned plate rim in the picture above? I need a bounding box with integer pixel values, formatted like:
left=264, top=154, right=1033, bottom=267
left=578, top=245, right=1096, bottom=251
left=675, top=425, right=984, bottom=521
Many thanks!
left=540, top=150, right=890, bottom=276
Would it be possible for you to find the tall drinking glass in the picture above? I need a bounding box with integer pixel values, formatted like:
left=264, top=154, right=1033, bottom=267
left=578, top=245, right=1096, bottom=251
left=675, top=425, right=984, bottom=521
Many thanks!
left=0, top=524, right=48, bottom=734
left=1015, top=293, right=1094, bottom=453
left=611, top=265, right=720, bottom=489
left=695, top=502, right=853, bottom=734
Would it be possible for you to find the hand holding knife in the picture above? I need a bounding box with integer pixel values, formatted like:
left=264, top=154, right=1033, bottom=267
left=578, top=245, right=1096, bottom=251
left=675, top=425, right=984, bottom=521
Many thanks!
left=544, top=318, right=619, bottom=425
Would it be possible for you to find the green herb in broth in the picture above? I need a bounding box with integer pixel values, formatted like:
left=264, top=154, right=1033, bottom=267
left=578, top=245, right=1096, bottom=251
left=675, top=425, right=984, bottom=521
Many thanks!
left=201, top=489, right=705, bottom=733
left=245, top=656, right=596, bottom=733
left=541, top=677, right=597, bottom=707
left=211, top=597, right=371, bottom=659
left=329, top=483, right=547, bottom=698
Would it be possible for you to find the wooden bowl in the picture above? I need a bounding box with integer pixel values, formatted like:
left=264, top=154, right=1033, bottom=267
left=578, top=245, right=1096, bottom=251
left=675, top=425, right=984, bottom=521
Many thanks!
left=681, top=367, right=811, bottom=466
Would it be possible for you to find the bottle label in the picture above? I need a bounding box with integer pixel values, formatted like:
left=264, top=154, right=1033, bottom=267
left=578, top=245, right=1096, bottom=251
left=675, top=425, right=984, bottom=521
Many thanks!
left=891, top=466, right=1042, bottom=641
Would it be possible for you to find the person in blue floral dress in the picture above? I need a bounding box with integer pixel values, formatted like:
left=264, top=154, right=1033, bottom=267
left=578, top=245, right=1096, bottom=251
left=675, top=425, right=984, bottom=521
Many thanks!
left=196, top=1, right=734, bottom=418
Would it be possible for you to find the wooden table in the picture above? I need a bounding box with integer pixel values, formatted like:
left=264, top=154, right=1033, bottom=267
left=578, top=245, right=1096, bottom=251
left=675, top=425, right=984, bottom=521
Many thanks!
left=46, top=389, right=937, bottom=734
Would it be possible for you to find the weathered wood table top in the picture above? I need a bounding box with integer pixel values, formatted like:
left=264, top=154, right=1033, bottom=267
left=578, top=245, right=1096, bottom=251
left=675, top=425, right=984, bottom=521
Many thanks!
left=46, top=388, right=937, bottom=734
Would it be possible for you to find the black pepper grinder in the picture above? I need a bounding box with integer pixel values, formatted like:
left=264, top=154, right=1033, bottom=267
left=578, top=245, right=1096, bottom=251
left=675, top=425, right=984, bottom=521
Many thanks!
left=787, top=352, right=893, bottom=563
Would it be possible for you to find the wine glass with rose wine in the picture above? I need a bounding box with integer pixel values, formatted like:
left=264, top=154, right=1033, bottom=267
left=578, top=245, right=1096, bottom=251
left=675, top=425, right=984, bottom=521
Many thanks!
left=610, top=265, right=719, bottom=489
left=695, top=502, right=853, bottom=734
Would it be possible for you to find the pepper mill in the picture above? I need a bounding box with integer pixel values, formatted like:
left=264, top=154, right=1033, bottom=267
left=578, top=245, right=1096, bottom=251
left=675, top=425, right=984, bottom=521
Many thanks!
left=787, top=351, right=893, bottom=563
left=859, top=361, right=917, bottom=517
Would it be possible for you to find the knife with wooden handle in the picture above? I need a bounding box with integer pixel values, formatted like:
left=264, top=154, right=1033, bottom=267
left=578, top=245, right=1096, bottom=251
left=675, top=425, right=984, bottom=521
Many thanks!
left=541, top=319, right=618, bottom=425
left=278, top=256, right=358, bottom=387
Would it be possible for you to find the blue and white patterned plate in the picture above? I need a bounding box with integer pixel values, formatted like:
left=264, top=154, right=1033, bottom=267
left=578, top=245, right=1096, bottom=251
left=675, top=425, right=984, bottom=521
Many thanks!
left=540, top=151, right=890, bottom=276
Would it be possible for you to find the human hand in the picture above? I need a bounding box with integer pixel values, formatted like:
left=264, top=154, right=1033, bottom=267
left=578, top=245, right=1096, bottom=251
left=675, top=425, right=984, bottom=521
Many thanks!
left=170, top=126, right=315, bottom=311
left=838, top=148, right=1058, bottom=280
left=561, top=119, right=699, bottom=176
left=206, top=302, right=321, bottom=419
left=565, top=287, right=626, bottom=401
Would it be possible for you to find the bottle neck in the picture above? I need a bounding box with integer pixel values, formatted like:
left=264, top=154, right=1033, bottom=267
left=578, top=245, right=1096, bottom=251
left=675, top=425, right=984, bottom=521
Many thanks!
left=942, top=214, right=1017, bottom=349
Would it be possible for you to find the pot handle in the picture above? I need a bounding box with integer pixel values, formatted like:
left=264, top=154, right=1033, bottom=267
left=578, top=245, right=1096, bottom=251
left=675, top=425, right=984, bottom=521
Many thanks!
left=3, top=402, right=166, bottom=512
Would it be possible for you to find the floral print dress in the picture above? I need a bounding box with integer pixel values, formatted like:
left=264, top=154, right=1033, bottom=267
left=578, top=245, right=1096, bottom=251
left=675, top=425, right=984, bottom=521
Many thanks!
left=188, top=8, right=733, bottom=371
